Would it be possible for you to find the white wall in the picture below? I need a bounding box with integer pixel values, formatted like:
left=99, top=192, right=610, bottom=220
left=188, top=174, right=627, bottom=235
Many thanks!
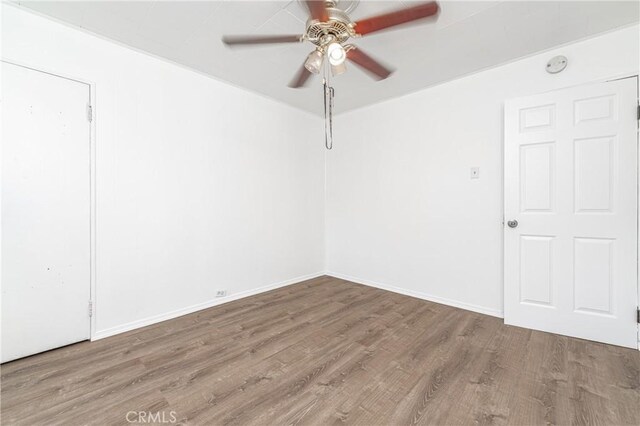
left=1, top=5, right=325, bottom=338
left=326, top=25, right=639, bottom=317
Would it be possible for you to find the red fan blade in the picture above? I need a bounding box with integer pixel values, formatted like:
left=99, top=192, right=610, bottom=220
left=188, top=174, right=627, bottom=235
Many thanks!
left=305, top=0, right=329, bottom=21
left=354, top=2, right=439, bottom=36
left=347, top=47, right=393, bottom=80
left=289, top=64, right=313, bottom=88
left=222, top=35, right=302, bottom=46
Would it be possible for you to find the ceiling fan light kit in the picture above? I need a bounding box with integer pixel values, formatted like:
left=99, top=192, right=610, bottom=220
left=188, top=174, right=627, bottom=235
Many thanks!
left=222, top=0, right=440, bottom=149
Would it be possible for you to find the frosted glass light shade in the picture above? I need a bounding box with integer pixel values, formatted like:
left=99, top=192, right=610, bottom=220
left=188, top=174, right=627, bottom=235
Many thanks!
left=327, top=43, right=346, bottom=66
left=304, top=50, right=324, bottom=74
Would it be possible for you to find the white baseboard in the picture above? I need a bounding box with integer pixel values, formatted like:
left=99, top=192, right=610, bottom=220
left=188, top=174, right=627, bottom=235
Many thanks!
left=327, top=271, right=504, bottom=319
left=91, top=271, right=326, bottom=341
left=92, top=271, right=502, bottom=341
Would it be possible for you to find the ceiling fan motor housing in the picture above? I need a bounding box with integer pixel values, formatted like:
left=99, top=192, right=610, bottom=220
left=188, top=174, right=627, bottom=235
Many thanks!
left=305, top=7, right=355, bottom=47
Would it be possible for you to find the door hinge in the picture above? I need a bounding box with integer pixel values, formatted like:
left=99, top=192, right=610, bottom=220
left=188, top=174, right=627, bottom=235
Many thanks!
left=89, top=301, right=93, bottom=317
left=87, top=104, right=93, bottom=122
left=637, top=307, right=639, bottom=324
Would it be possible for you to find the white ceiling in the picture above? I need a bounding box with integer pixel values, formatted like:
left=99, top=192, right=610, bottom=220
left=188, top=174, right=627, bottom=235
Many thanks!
left=13, top=0, right=640, bottom=115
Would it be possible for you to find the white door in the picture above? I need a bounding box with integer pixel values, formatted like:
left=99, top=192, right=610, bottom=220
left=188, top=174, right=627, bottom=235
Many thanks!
left=1, top=62, right=91, bottom=362
left=504, top=78, right=638, bottom=349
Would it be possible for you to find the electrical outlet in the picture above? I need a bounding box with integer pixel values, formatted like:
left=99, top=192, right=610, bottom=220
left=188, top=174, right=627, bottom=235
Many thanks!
left=215, top=290, right=227, bottom=297
left=470, top=167, right=480, bottom=179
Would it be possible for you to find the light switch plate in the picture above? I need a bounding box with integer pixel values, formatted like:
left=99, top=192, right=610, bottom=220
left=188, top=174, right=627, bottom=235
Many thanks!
left=470, top=167, right=480, bottom=179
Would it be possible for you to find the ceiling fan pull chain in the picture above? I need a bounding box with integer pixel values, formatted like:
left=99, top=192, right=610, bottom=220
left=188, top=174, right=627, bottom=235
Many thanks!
left=328, top=86, right=334, bottom=150
left=323, top=80, right=334, bottom=150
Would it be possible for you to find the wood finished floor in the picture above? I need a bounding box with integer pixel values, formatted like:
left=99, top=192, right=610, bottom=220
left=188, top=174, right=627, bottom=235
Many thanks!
left=2, top=276, right=639, bottom=426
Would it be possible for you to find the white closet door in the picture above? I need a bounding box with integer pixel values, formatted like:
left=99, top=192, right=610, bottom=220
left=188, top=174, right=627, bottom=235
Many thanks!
left=1, top=62, right=91, bottom=362
left=504, top=78, right=638, bottom=349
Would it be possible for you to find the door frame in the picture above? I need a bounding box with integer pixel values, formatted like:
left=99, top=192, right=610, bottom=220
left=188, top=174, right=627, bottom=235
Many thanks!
left=501, top=72, right=640, bottom=350
left=1, top=58, right=98, bottom=340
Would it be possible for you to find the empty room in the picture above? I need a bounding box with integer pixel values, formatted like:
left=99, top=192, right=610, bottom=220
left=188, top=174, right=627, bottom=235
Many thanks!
left=1, top=0, right=639, bottom=424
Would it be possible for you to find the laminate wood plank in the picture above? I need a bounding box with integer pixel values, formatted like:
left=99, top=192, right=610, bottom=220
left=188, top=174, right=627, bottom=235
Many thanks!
left=2, top=276, right=638, bottom=426
left=264, top=305, right=428, bottom=425
left=497, top=331, right=566, bottom=426
left=446, top=322, right=531, bottom=425
left=294, top=303, right=446, bottom=425
left=192, top=295, right=404, bottom=424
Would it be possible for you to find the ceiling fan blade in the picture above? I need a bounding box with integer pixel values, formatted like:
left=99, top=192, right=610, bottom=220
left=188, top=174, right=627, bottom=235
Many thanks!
left=289, top=64, right=313, bottom=88
left=354, top=2, right=439, bottom=36
left=222, top=35, right=302, bottom=46
left=347, top=47, right=393, bottom=80
left=305, top=0, right=329, bottom=21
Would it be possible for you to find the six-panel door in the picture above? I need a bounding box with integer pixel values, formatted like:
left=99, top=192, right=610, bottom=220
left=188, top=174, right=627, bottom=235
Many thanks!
left=504, top=78, right=638, bottom=349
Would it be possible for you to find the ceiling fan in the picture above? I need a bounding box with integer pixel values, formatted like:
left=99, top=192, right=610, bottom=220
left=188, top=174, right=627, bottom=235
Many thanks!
left=222, top=0, right=440, bottom=88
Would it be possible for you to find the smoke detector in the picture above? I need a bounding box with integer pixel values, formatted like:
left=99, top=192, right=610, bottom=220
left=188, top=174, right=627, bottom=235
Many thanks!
left=546, top=55, right=568, bottom=74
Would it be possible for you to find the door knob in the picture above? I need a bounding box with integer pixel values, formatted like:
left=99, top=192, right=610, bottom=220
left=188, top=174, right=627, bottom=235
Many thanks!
left=507, top=220, right=518, bottom=228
